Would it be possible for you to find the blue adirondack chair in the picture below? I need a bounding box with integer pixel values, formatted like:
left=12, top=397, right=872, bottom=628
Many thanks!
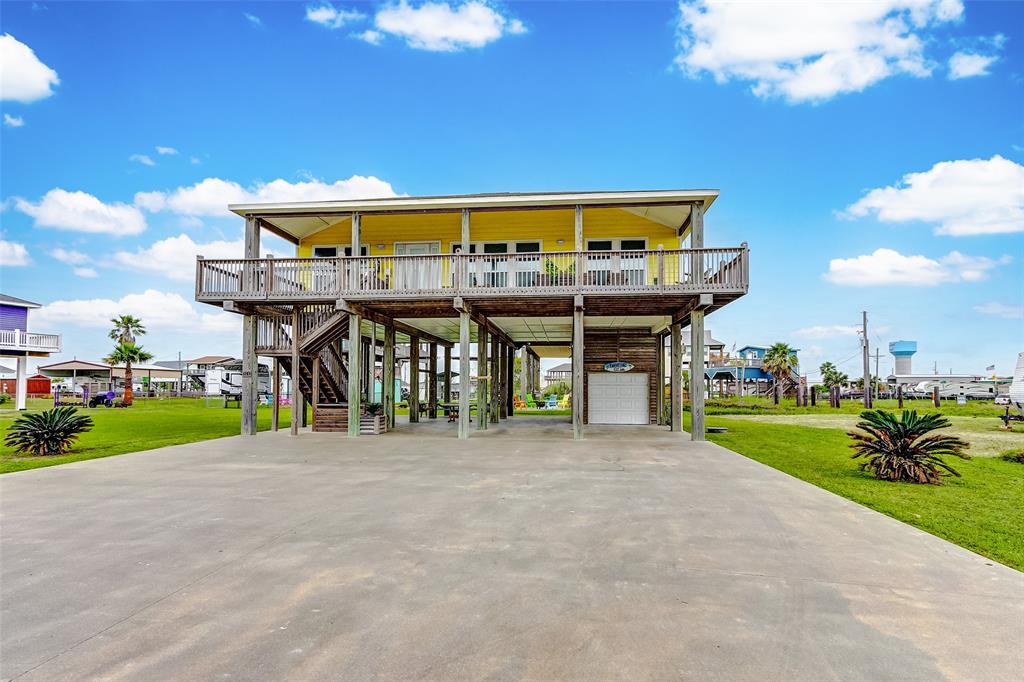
left=545, top=395, right=558, bottom=409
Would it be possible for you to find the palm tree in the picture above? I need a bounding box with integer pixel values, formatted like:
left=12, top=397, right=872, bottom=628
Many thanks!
left=848, top=410, right=969, bottom=484
left=109, top=314, right=145, bottom=344
left=763, top=342, right=798, bottom=405
left=105, top=342, right=153, bottom=406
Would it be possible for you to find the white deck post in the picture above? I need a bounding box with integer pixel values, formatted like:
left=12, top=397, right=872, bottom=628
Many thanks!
left=572, top=295, right=584, bottom=440
left=348, top=312, right=362, bottom=437
left=690, top=311, right=706, bottom=441
left=15, top=356, right=27, bottom=411
left=670, top=323, right=682, bottom=432
left=458, top=311, right=471, bottom=439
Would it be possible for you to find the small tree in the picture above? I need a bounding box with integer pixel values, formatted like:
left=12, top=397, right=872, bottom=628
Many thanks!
left=5, top=407, right=93, bottom=456
left=763, top=342, right=798, bottom=405
left=105, top=342, right=154, bottom=406
left=110, top=314, right=145, bottom=344
left=848, top=410, right=969, bottom=484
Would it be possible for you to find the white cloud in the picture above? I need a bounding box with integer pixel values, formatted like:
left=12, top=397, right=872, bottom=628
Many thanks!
left=973, top=302, right=1024, bottom=320
left=794, top=325, right=861, bottom=339
left=3, top=113, right=24, bottom=127
left=130, top=153, right=156, bottom=166
left=844, top=155, right=1024, bottom=235
left=189, top=156, right=201, bottom=165
left=15, top=188, right=147, bottom=236
left=356, top=29, right=384, bottom=45
left=155, top=146, right=178, bottom=155
left=0, top=33, right=60, bottom=103
left=113, top=233, right=249, bottom=282
left=306, top=3, right=365, bottom=29
left=373, top=1, right=527, bottom=51
left=674, top=0, right=963, bottom=103
left=34, top=289, right=239, bottom=335
left=824, top=248, right=1011, bottom=286
left=244, top=12, right=263, bottom=27
left=135, top=174, right=398, bottom=217
left=0, top=239, right=30, bottom=266
left=50, top=247, right=88, bottom=265
left=73, top=267, right=98, bottom=278
left=948, top=51, right=996, bottom=79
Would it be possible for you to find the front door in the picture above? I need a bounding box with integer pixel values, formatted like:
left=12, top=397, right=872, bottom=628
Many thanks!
left=394, top=242, right=441, bottom=290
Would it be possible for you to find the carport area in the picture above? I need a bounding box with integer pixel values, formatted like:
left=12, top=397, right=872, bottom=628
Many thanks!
left=2, top=423, right=1021, bottom=681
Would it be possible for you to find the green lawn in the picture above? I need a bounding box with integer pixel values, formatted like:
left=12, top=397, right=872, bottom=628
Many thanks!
left=0, top=398, right=302, bottom=474
left=699, top=395, right=1006, bottom=417
left=705, top=415, right=1024, bottom=571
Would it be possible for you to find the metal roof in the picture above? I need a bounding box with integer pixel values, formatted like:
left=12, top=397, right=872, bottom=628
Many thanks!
left=0, top=294, right=42, bottom=309
left=229, top=189, right=719, bottom=244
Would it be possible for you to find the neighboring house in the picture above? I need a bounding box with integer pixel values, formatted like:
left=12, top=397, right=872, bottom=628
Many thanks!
left=0, top=294, right=62, bottom=409
left=195, top=189, right=749, bottom=439
left=543, top=362, right=572, bottom=387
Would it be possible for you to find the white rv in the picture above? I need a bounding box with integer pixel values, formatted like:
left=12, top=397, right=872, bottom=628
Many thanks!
left=1009, top=352, right=1024, bottom=417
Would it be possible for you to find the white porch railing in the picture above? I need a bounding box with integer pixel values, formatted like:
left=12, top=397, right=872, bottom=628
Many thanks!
left=196, top=246, right=748, bottom=301
left=0, top=329, right=62, bottom=353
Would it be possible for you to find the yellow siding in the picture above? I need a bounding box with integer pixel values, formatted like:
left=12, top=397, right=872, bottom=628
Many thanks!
left=297, top=207, right=678, bottom=255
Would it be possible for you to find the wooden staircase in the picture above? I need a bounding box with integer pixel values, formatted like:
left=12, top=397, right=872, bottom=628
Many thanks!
left=257, top=305, right=384, bottom=434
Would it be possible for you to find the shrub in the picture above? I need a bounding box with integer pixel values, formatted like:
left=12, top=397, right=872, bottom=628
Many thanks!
left=4, top=406, right=94, bottom=456
left=0, top=393, right=10, bottom=404
left=848, top=410, right=969, bottom=485
left=1000, top=450, right=1024, bottom=464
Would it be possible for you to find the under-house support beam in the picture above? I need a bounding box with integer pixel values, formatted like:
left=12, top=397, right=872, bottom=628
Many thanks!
left=428, top=341, right=438, bottom=419
left=383, top=323, right=395, bottom=431
left=477, top=322, right=488, bottom=431
left=443, top=346, right=452, bottom=404
left=690, top=310, right=706, bottom=441
left=670, top=323, right=682, bottom=433
left=572, top=296, right=584, bottom=440
left=458, top=311, right=471, bottom=439
left=409, top=338, right=420, bottom=423
left=290, top=306, right=301, bottom=436
left=347, top=311, right=362, bottom=437
left=271, top=358, right=280, bottom=431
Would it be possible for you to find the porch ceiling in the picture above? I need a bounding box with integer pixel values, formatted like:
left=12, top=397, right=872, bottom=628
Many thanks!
left=232, top=189, right=719, bottom=244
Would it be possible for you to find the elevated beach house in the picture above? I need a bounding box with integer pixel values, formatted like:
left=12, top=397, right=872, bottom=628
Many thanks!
left=0, top=294, right=62, bottom=410
left=194, top=190, right=748, bottom=440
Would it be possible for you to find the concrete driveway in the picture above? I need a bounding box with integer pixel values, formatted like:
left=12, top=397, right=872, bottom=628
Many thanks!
left=2, top=418, right=1021, bottom=681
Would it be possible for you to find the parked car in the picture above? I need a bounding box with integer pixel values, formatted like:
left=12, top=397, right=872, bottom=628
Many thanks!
left=995, top=394, right=1011, bottom=405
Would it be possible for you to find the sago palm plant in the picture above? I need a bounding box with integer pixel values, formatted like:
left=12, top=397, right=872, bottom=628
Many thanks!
left=848, top=410, right=969, bottom=485
left=4, top=407, right=94, bottom=456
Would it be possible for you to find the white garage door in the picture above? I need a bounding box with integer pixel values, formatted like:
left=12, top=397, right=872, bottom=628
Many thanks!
left=588, top=372, right=649, bottom=424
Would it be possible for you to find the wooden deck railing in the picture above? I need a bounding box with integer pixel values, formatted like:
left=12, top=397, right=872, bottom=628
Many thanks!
left=197, top=246, right=748, bottom=302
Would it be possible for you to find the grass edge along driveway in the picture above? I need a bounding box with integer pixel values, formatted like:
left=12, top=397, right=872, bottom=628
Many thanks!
left=706, top=416, right=1024, bottom=572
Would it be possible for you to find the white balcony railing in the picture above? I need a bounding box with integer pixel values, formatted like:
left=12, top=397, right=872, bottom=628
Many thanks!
left=0, top=329, right=62, bottom=353
left=196, top=246, right=749, bottom=302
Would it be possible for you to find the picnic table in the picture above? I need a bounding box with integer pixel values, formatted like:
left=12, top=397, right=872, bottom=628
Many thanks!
left=441, top=402, right=477, bottom=422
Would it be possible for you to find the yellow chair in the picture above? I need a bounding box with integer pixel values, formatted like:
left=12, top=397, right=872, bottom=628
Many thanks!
left=557, top=393, right=571, bottom=409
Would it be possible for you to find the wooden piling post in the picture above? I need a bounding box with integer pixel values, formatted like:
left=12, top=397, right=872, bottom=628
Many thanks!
left=477, top=323, right=488, bottom=430
left=383, top=324, right=395, bottom=430
left=291, top=306, right=301, bottom=436
left=271, top=358, right=280, bottom=431
left=428, top=341, right=438, bottom=419
left=347, top=311, right=362, bottom=437
left=409, top=338, right=420, bottom=423
left=670, top=324, right=682, bottom=432
left=572, top=297, right=584, bottom=440
left=458, top=311, right=471, bottom=439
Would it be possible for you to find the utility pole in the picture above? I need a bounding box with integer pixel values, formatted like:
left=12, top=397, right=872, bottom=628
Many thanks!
left=871, top=347, right=883, bottom=401
left=861, top=311, right=872, bottom=408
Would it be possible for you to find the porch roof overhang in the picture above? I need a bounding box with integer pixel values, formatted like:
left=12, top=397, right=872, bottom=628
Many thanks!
left=229, top=189, right=719, bottom=244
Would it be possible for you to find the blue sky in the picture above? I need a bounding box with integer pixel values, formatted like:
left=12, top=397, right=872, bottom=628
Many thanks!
left=1, top=0, right=1022, bottom=378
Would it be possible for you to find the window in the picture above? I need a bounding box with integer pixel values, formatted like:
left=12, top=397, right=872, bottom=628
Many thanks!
left=514, top=242, right=541, bottom=286
left=312, top=246, right=338, bottom=258
left=343, top=246, right=369, bottom=257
